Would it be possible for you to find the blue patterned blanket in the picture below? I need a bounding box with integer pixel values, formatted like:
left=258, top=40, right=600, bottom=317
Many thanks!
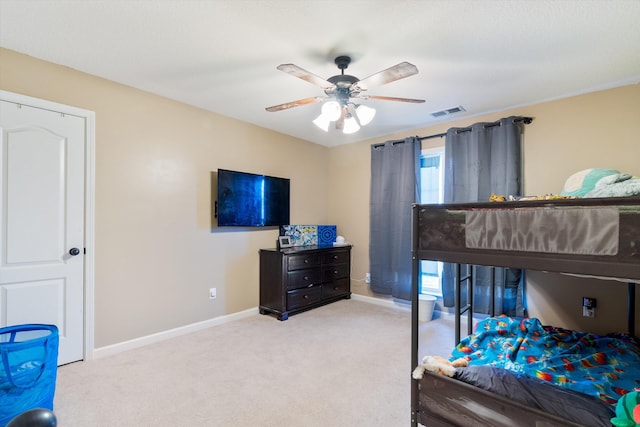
left=450, top=316, right=640, bottom=405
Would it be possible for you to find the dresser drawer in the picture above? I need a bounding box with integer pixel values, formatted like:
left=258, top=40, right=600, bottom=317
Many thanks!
left=287, top=253, right=321, bottom=271
left=323, top=263, right=349, bottom=281
left=287, top=286, right=322, bottom=310
left=287, top=268, right=322, bottom=290
left=322, top=278, right=350, bottom=299
left=322, top=250, right=349, bottom=265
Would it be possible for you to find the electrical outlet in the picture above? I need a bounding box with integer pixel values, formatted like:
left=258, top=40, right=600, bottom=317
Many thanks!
left=365, top=273, right=371, bottom=284
left=209, top=288, right=217, bottom=300
left=582, top=297, right=596, bottom=317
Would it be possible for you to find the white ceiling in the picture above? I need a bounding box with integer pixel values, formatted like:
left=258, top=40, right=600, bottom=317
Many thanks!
left=1, top=0, right=639, bottom=147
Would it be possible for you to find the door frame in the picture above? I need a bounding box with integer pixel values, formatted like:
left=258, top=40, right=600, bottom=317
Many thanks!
left=0, top=90, right=96, bottom=361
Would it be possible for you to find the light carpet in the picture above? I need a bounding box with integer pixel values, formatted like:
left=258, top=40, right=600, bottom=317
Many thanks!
left=54, top=299, right=455, bottom=426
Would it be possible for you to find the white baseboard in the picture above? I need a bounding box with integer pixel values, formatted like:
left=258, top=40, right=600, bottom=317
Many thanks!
left=351, top=293, right=410, bottom=311
left=91, top=307, right=257, bottom=360
left=91, top=297, right=455, bottom=360
left=352, top=293, right=453, bottom=320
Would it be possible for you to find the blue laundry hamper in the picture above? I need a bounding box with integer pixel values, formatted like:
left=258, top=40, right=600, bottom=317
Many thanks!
left=0, top=324, right=59, bottom=426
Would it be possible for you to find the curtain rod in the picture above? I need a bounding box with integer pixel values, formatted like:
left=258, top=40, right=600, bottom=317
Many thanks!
left=418, top=116, right=533, bottom=141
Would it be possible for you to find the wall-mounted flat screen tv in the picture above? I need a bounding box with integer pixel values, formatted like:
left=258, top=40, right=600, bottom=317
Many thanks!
left=217, top=169, right=290, bottom=227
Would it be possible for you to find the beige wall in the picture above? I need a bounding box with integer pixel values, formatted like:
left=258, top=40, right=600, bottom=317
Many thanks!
left=2, top=46, right=639, bottom=347
left=0, top=48, right=329, bottom=347
left=328, top=83, right=640, bottom=334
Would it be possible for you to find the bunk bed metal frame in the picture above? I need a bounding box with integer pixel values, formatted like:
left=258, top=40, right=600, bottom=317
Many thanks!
left=411, top=197, right=640, bottom=426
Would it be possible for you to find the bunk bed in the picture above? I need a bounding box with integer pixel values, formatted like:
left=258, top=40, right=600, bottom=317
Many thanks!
left=410, top=197, right=640, bottom=427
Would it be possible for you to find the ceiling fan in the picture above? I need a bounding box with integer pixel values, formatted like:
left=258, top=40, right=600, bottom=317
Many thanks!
left=265, top=56, right=425, bottom=133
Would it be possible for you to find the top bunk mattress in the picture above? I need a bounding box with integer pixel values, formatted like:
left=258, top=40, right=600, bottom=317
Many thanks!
left=412, top=197, right=640, bottom=281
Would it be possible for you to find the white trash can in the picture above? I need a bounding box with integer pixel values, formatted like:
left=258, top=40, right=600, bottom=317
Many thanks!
left=418, top=294, right=437, bottom=322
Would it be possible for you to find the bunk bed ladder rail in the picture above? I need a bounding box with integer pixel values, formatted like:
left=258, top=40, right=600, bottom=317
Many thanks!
left=454, top=264, right=474, bottom=344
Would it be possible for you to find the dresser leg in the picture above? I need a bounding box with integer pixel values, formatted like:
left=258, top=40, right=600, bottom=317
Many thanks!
left=278, top=312, right=289, bottom=321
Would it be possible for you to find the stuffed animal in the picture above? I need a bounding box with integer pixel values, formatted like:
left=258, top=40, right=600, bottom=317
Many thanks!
left=611, top=390, right=640, bottom=427
left=412, top=355, right=468, bottom=379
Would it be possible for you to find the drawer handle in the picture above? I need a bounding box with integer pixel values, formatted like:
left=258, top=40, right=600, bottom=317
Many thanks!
left=333, top=286, right=339, bottom=290
left=333, top=270, right=339, bottom=274
left=304, top=276, right=309, bottom=281
left=304, top=259, right=308, bottom=263
left=333, top=255, right=338, bottom=260
left=304, top=295, right=309, bottom=299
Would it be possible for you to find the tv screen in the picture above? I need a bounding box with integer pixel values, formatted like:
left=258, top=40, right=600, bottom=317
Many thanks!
left=217, top=169, right=290, bottom=227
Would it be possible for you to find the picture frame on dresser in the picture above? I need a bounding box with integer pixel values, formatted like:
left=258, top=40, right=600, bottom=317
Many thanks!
left=278, top=235, right=293, bottom=248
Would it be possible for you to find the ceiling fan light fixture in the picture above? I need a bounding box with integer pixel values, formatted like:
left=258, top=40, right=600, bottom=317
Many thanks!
left=342, top=113, right=360, bottom=134
left=321, top=101, right=342, bottom=121
left=268, top=57, right=424, bottom=136
left=355, top=104, right=376, bottom=126
left=312, top=114, right=330, bottom=132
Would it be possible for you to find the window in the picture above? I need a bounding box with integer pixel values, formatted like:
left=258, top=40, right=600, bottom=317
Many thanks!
left=420, top=146, right=444, bottom=296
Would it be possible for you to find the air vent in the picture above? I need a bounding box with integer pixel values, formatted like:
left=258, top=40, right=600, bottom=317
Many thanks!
left=431, top=105, right=466, bottom=118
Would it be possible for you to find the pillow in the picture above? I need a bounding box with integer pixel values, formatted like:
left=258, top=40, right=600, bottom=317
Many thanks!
left=561, top=168, right=620, bottom=197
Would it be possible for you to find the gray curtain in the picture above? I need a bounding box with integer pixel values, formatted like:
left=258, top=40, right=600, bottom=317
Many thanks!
left=369, top=137, right=420, bottom=301
left=442, top=116, right=525, bottom=316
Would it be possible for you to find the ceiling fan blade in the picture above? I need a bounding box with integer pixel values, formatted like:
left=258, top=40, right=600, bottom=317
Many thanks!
left=367, top=95, right=426, bottom=103
left=335, top=106, right=348, bottom=130
left=277, top=64, right=334, bottom=88
left=265, top=97, right=323, bottom=112
left=356, top=62, right=419, bottom=90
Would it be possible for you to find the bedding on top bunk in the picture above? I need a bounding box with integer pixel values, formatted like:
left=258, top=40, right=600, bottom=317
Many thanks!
left=450, top=316, right=640, bottom=406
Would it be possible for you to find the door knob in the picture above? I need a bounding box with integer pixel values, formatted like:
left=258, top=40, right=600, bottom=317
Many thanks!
left=69, top=248, right=81, bottom=256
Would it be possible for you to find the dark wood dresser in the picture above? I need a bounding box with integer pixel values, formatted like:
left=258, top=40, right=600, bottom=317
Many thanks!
left=259, top=245, right=351, bottom=320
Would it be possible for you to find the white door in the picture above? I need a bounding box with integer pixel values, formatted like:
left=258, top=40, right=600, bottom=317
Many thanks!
left=0, top=99, right=86, bottom=365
